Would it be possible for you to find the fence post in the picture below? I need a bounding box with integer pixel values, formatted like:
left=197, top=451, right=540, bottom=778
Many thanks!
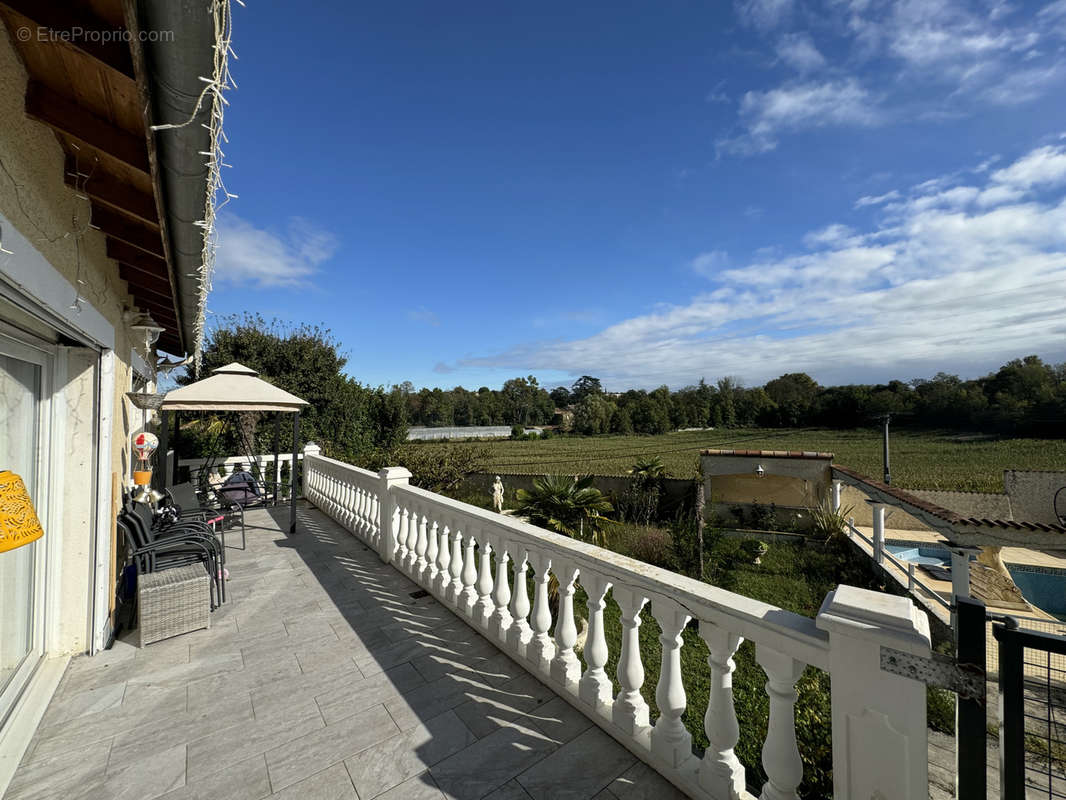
left=301, top=442, right=320, bottom=501
left=378, top=467, right=412, bottom=565
left=867, top=501, right=886, bottom=564
left=817, top=585, right=931, bottom=800
left=831, top=479, right=843, bottom=512
left=955, top=597, right=986, bottom=800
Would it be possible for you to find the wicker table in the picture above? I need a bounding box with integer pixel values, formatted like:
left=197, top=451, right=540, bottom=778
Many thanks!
left=138, top=564, right=211, bottom=646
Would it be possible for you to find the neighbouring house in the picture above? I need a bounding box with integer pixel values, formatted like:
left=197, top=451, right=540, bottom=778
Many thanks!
left=0, top=1, right=228, bottom=788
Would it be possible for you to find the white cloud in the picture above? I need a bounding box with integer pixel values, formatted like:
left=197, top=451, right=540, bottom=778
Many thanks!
left=214, top=214, right=338, bottom=288
left=736, top=0, right=793, bottom=30
left=719, top=79, right=880, bottom=155
left=855, top=190, right=901, bottom=208
left=690, top=250, right=730, bottom=277
left=457, top=142, right=1066, bottom=386
left=775, top=33, right=827, bottom=72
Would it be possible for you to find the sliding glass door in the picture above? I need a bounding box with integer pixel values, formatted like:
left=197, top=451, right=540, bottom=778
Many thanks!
left=0, top=336, right=50, bottom=718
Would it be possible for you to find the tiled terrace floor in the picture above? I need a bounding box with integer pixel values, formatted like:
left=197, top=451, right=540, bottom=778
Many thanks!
left=7, top=505, right=686, bottom=800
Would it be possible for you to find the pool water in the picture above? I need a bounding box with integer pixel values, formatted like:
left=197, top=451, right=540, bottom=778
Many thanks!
left=885, top=545, right=952, bottom=567
left=1006, top=567, right=1066, bottom=616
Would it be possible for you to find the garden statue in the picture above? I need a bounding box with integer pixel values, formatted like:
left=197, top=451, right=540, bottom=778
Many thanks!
left=492, top=476, right=505, bottom=513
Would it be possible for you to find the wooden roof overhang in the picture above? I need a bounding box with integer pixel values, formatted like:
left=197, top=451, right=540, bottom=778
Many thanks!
left=0, top=0, right=207, bottom=356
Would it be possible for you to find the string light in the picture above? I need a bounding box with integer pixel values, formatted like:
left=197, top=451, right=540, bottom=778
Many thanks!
left=151, top=0, right=242, bottom=374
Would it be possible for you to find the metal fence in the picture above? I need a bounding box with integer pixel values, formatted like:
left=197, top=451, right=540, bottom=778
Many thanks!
left=995, top=622, right=1066, bottom=799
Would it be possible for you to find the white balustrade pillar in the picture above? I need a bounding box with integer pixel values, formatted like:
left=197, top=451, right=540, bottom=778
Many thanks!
left=550, top=562, right=581, bottom=689
left=459, top=530, right=480, bottom=617
left=612, top=585, right=650, bottom=740
left=831, top=480, right=843, bottom=512
left=434, top=521, right=452, bottom=597
left=506, top=548, right=534, bottom=658
left=473, top=536, right=495, bottom=627
left=413, top=507, right=429, bottom=580
left=447, top=524, right=465, bottom=606
left=404, top=502, right=421, bottom=573
left=816, top=585, right=930, bottom=800
left=422, top=518, right=439, bottom=585
left=377, top=467, right=410, bottom=564
left=578, top=570, right=613, bottom=711
left=699, top=621, right=745, bottom=799
left=488, top=536, right=513, bottom=642
left=947, top=545, right=976, bottom=603
left=526, top=551, right=556, bottom=673
left=395, top=505, right=411, bottom=567
left=756, top=646, right=805, bottom=800
left=651, top=598, right=693, bottom=768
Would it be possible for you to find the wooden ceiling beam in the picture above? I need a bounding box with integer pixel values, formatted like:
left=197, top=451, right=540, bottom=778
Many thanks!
left=65, top=157, right=157, bottom=226
left=0, top=1, right=136, bottom=79
left=130, top=296, right=178, bottom=326
left=92, top=204, right=163, bottom=258
left=26, top=81, right=149, bottom=174
left=106, top=239, right=167, bottom=276
left=118, top=263, right=171, bottom=297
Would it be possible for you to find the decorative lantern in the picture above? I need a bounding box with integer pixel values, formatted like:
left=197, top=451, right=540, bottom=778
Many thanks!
left=0, top=471, right=45, bottom=553
left=132, top=430, right=159, bottom=486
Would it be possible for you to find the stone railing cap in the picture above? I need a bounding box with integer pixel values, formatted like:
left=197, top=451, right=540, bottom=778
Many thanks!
left=817, top=585, right=931, bottom=654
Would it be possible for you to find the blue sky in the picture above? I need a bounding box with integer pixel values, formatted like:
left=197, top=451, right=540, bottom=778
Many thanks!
left=207, top=0, right=1066, bottom=391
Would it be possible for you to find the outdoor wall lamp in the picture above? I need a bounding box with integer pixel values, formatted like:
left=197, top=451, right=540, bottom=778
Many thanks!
left=755, top=464, right=765, bottom=478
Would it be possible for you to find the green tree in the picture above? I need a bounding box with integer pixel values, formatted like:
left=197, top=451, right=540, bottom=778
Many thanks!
left=573, top=393, right=615, bottom=435
left=570, top=375, right=603, bottom=404
left=180, top=314, right=407, bottom=462
left=764, top=373, right=820, bottom=426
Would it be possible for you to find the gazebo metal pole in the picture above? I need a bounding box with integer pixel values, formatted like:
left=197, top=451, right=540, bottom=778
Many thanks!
left=171, top=411, right=181, bottom=485
left=289, top=411, right=300, bottom=534
left=273, top=412, right=281, bottom=507
left=155, top=409, right=169, bottom=492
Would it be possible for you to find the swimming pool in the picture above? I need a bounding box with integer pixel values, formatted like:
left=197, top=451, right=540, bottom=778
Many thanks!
left=1006, top=566, right=1066, bottom=616
left=885, top=544, right=952, bottom=567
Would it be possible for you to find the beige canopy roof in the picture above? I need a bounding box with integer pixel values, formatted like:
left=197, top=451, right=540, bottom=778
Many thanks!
left=160, top=363, right=309, bottom=412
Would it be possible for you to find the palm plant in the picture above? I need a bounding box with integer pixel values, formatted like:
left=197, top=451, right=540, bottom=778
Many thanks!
left=516, top=474, right=616, bottom=547
left=808, top=497, right=854, bottom=541
left=628, top=456, right=667, bottom=483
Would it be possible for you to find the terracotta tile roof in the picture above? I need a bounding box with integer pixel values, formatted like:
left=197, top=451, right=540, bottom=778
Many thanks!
left=701, top=449, right=834, bottom=460
left=831, top=465, right=1066, bottom=535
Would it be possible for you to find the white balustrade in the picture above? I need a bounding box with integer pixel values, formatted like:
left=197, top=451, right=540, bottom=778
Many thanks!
left=577, top=569, right=613, bottom=710
left=651, top=597, right=693, bottom=768
left=549, top=561, right=581, bottom=688
left=488, top=534, right=513, bottom=642
left=301, top=447, right=933, bottom=800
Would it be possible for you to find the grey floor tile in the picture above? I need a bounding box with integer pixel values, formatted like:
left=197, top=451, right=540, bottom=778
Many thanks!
left=108, top=691, right=254, bottom=767
left=186, top=697, right=324, bottom=783
left=5, top=739, right=112, bottom=800
left=484, top=780, right=536, bottom=800
left=71, top=742, right=187, bottom=800
left=524, top=697, right=593, bottom=745
left=38, top=680, right=127, bottom=727
left=516, top=727, right=635, bottom=800
left=264, top=703, right=399, bottom=791
left=345, top=710, right=477, bottom=799
left=430, top=721, right=560, bottom=800
left=605, top=761, right=690, bottom=800
left=159, top=754, right=271, bottom=800
left=372, top=772, right=447, bottom=800
left=316, top=662, right=424, bottom=725
left=269, top=762, right=356, bottom=800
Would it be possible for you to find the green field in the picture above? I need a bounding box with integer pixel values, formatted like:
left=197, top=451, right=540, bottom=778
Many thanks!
left=419, top=428, right=1066, bottom=492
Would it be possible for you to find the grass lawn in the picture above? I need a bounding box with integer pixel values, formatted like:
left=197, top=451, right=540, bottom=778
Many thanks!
left=420, top=427, right=1066, bottom=492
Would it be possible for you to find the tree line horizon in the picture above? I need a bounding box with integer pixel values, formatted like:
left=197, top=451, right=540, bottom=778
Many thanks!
left=399, top=355, right=1066, bottom=437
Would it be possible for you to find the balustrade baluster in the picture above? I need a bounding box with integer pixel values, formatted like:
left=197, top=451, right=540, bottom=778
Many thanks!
left=612, top=586, right=650, bottom=739
left=506, top=547, right=533, bottom=658
left=422, top=517, right=439, bottom=584
left=699, top=621, right=746, bottom=798
left=434, top=520, right=451, bottom=597
left=355, top=485, right=365, bottom=533
left=526, top=552, right=556, bottom=673
left=371, top=491, right=381, bottom=545
left=404, top=502, right=420, bottom=573
left=489, top=536, right=513, bottom=642
left=651, top=598, right=694, bottom=768
left=756, top=646, right=804, bottom=800
left=459, top=529, right=479, bottom=616
left=578, top=570, right=613, bottom=711
left=414, top=505, right=429, bottom=581
left=550, top=562, right=581, bottom=689
left=447, top=522, right=465, bottom=606
left=473, top=536, right=495, bottom=627
left=394, top=505, right=410, bottom=566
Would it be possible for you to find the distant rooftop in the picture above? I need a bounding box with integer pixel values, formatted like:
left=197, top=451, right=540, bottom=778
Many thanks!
left=701, top=449, right=835, bottom=460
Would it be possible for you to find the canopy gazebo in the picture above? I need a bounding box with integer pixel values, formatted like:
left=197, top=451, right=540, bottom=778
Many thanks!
left=158, top=363, right=309, bottom=533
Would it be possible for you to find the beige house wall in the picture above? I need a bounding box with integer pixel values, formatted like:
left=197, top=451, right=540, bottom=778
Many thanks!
left=0, top=25, right=147, bottom=653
